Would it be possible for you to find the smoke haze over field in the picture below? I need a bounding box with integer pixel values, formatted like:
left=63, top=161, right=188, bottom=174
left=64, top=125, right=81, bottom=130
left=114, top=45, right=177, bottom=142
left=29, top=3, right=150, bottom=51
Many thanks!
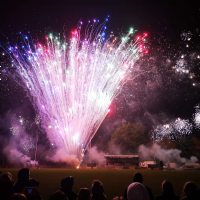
left=138, top=144, right=198, bottom=164
left=3, top=148, right=31, bottom=166
left=46, top=147, right=79, bottom=166
left=81, top=143, right=199, bottom=166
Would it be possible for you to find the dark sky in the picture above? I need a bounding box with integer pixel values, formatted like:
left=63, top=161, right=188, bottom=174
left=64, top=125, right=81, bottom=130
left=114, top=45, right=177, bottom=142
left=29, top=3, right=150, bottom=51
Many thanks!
left=0, top=0, right=199, bottom=39
left=1, top=0, right=200, bottom=116
left=0, top=0, right=200, bottom=152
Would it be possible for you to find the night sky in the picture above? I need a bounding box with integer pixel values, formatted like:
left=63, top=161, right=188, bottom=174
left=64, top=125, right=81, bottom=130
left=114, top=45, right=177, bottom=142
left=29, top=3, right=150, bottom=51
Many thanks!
left=0, top=0, right=200, bottom=163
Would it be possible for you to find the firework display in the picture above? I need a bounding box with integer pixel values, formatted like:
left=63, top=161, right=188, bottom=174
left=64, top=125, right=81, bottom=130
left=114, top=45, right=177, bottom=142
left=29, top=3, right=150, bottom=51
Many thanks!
left=8, top=19, right=147, bottom=165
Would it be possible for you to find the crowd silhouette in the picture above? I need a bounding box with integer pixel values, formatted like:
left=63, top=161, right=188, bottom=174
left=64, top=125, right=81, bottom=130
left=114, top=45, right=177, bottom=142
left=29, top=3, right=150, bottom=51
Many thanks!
left=0, top=169, right=200, bottom=200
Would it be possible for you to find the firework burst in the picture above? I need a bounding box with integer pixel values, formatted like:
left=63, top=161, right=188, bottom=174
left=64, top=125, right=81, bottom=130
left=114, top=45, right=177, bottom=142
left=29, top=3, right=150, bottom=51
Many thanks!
left=8, top=19, right=148, bottom=165
left=23, top=138, right=35, bottom=152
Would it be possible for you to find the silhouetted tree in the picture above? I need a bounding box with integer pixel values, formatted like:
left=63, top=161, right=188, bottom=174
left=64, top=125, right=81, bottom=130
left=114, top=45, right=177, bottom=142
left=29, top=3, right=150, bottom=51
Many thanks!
left=111, top=122, right=148, bottom=153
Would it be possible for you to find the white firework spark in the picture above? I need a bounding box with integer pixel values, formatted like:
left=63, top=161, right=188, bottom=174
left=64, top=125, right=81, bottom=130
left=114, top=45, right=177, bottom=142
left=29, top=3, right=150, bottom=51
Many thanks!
left=180, top=31, right=193, bottom=41
left=174, top=58, right=190, bottom=75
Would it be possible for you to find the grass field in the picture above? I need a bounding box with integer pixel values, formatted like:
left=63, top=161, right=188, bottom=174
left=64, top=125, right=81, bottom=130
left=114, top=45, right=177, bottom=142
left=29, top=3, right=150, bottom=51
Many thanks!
left=1, top=168, right=200, bottom=200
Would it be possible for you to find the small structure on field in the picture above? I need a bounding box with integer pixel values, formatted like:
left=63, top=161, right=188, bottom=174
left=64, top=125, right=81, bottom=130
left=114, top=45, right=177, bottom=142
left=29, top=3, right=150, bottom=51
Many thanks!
left=86, top=163, right=97, bottom=169
left=181, top=163, right=200, bottom=170
left=105, top=155, right=139, bottom=168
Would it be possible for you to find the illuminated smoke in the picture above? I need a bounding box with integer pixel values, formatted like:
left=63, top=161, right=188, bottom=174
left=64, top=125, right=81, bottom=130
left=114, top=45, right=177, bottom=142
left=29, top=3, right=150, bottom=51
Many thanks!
left=180, top=31, right=192, bottom=41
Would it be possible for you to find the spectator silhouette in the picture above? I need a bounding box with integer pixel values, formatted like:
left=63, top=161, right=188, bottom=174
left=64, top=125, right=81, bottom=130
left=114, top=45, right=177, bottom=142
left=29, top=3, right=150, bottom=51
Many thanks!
left=78, top=188, right=90, bottom=200
left=12, top=168, right=30, bottom=194
left=181, top=181, right=200, bottom=200
left=113, top=196, right=124, bottom=200
left=9, top=193, right=27, bottom=200
left=0, top=172, right=15, bottom=200
left=91, top=180, right=106, bottom=200
left=49, top=190, right=68, bottom=200
left=60, top=176, right=77, bottom=200
left=11, top=168, right=42, bottom=200
left=155, top=180, right=179, bottom=200
left=127, top=182, right=150, bottom=200
left=124, top=172, right=154, bottom=200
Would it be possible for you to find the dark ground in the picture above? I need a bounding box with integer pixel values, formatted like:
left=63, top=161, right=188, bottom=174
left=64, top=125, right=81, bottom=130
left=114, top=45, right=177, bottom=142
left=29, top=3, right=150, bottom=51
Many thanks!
left=1, top=168, right=200, bottom=200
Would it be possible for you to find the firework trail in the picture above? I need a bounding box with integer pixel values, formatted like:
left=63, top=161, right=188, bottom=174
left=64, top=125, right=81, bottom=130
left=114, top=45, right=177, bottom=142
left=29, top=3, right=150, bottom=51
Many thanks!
left=8, top=19, right=147, bottom=165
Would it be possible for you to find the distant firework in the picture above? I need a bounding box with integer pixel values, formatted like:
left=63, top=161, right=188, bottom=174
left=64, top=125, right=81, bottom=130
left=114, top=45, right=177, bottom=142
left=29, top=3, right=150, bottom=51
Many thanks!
left=23, top=138, right=35, bottom=152
left=10, top=115, right=29, bottom=136
left=153, top=118, right=192, bottom=141
left=8, top=18, right=148, bottom=165
left=180, top=31, right=192, bottom=41
left=194, top=105, right=200, bottom=129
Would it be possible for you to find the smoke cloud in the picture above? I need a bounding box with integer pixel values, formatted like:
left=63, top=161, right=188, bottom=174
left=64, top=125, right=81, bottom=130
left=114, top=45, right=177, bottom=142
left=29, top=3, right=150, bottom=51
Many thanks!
left=3, top=147, right=31, bottom=166
left=46, top=147, right=79, bottom=166
left=0, top=109, right=36, bottom=166
left=138, top=143, right=198, bottom=164
left=82, top=146, right=106, bottom=166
